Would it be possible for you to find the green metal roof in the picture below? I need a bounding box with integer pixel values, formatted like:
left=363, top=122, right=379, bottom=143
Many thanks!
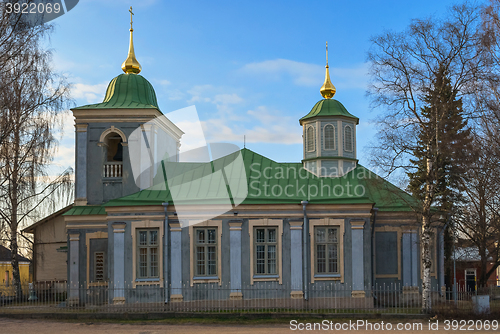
left=300, top=99, right=359, bottom=124
left=63, top=205, right=106, bottom=216
left=103, top=148, right=417, bottom=211
left=73, top=73, right=160, bottom=110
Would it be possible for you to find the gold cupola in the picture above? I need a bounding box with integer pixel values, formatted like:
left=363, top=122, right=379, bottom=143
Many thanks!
left=320, top=42, right=336, bottom=99
left=121, top=6, right=142, bottom=74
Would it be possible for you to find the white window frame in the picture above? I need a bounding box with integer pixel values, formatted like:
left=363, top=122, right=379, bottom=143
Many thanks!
left=254, top=226, right=278, bottom=276
left=314, top=226, right=340, bottom=275
left=309, top=218, right=344, bottom=283
left=131, top=220, right=164, bottom=287
left=193, top=227, right=218, bottom=277
left=306, top=125, right=315, bottom=152
left=323, top=123, right=336, bottom=150
left=85, top=231, right=108, bottom=287
left=249, top=219, right=283, bottom=284
left=189, top=220, right=222, bottom=285
left=344, top=124, right=353, bottom=152
left=136, top=229, right=160, bottom=279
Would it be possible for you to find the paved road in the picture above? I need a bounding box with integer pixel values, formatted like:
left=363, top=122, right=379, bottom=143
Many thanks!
left=2, top=318, right=290, bottom=334
left=0, top=317, right=495, bottom=333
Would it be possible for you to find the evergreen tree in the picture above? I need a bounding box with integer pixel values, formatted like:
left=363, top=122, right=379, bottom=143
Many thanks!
left=408, top=65, right=473, bottom=289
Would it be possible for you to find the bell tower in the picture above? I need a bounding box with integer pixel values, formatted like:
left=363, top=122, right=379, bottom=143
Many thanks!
left=300, top=43, right=359, bottom=177
left=72, top=7, right=183, bottom=206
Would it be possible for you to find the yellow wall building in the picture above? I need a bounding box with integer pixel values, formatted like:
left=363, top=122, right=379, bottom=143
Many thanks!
left=0, top=245, right=31, bottom=296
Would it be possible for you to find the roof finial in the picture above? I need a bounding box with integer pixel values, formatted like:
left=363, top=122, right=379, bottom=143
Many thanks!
left=121, top=6, right=142, bottom=74
left=320, top=41, right=336, bottom=99
left=129, top=5, right=133, bottom=30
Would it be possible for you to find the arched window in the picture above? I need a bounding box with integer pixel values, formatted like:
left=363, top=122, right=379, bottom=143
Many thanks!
left=100, top=128, right=126, bottom=178
left=104, top=132, right=123, bottom=162
left=324, top=124, right=335, bottom=150
left=344, top=125, right=353, bottom=152
left=306, top=126, right=315, bottom=152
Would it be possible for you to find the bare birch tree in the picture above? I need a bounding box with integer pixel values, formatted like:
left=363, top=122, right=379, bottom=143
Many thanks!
left=367, top=3, right=486, bottom=312
left=0, top=5, right=72, bottom=298
left=0, top=1, right=52, bottom=146
left=455, top=133, right=500, bottom=287
left=451, top=0, right=500, bottom=287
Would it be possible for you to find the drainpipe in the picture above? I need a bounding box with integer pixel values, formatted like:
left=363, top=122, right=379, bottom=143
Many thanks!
left=301, top=200, right=309, bottom=301
left=162, top=202, right=169, bottom=303
left=371, top=207, right=378, bottom=299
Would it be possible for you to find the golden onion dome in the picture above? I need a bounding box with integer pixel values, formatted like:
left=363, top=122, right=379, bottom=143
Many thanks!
left=121, top=6, right=142, bottom=74
left=320, top=42, right=336, bottom=99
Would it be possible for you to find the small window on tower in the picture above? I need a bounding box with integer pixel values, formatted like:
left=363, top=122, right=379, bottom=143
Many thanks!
left=306, top=126, right=315, bottom=152
left=105, top=133, right=123, bottom=162
left=324, top=124, right=335, bottom=150
left=103, top=132, right=123, bottom=178
left=344, top=125, right=353, bottom=152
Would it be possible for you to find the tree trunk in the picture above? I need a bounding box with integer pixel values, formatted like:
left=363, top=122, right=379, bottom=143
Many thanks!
left=421, top=213, right=433, bottom=312
left=422, top=152, right=434, bottom=313
left=478, top=246, right=489, bottom=288
left=9, top=117, right=22, bottom=300
left=9, top=221, right=22, bottom=300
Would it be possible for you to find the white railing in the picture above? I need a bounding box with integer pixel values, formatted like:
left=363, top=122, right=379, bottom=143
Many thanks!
left=103, top=162, right=122, bottom=178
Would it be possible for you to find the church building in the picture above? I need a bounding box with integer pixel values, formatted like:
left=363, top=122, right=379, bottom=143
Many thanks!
left=26, top=12, right=445, bottom=307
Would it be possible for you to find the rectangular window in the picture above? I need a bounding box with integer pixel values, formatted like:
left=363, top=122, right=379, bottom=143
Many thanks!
left=136, top=229, right=159, bottom=279
left=375, top=231, right=399, bottom=275
left=194, top=227, right=218, bottom=277
left=5, top=271, right=9, bottom=287
left=94, top=252, right=105, bottom=282
left=314, top=227, right=339, bottom=275
left=254, top=227, right=277, bottom=275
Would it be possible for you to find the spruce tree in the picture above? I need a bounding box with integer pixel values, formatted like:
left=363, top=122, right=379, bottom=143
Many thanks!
left=408, top=64, right=473, bottom=289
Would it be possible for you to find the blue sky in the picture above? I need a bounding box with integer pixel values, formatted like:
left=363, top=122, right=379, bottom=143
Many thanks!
left=49, top=0, right=463, bottom=173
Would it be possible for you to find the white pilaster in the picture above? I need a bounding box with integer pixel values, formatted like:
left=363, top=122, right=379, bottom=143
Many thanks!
left=170, top=222, right=183, bottom=302
left=290, top=221, right=304, bottom=299
left=112, top=223, right=126, bottom=304
left=68, top=233, right=80, bottom=305
left=75, top=124, right=88, bottom=206
left=229, top=222, right=243, bottom=300
left=351, top=221, right=365, bottom=297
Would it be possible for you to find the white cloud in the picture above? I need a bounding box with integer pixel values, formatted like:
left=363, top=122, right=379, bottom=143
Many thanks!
left=166, top=89, right=185, bottom=101
left=186, top=85, right=245, bottom=120
left=240, top=59, right=369, bottom=90
left=52, top=144, right=75, bottom=169
left=71, top=81, right=108, bottom=104
left=152, top=79, right=184, bottom=100
left=159, top=79, right=171, bottom=86
left=51, top=110, right=75, bottom=170
left=187, top=85, right=216, bottom=104
left=241, top=59, right=322, bottom=86
left=56, top=110, right=75, bottom=138
left=198, top=105, right=301, bottom=145
left=213, top=93, right=243, bottom=105
left=51, top=53, right=79, bottom=72
left=247, top=106, right=282, bottom=124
